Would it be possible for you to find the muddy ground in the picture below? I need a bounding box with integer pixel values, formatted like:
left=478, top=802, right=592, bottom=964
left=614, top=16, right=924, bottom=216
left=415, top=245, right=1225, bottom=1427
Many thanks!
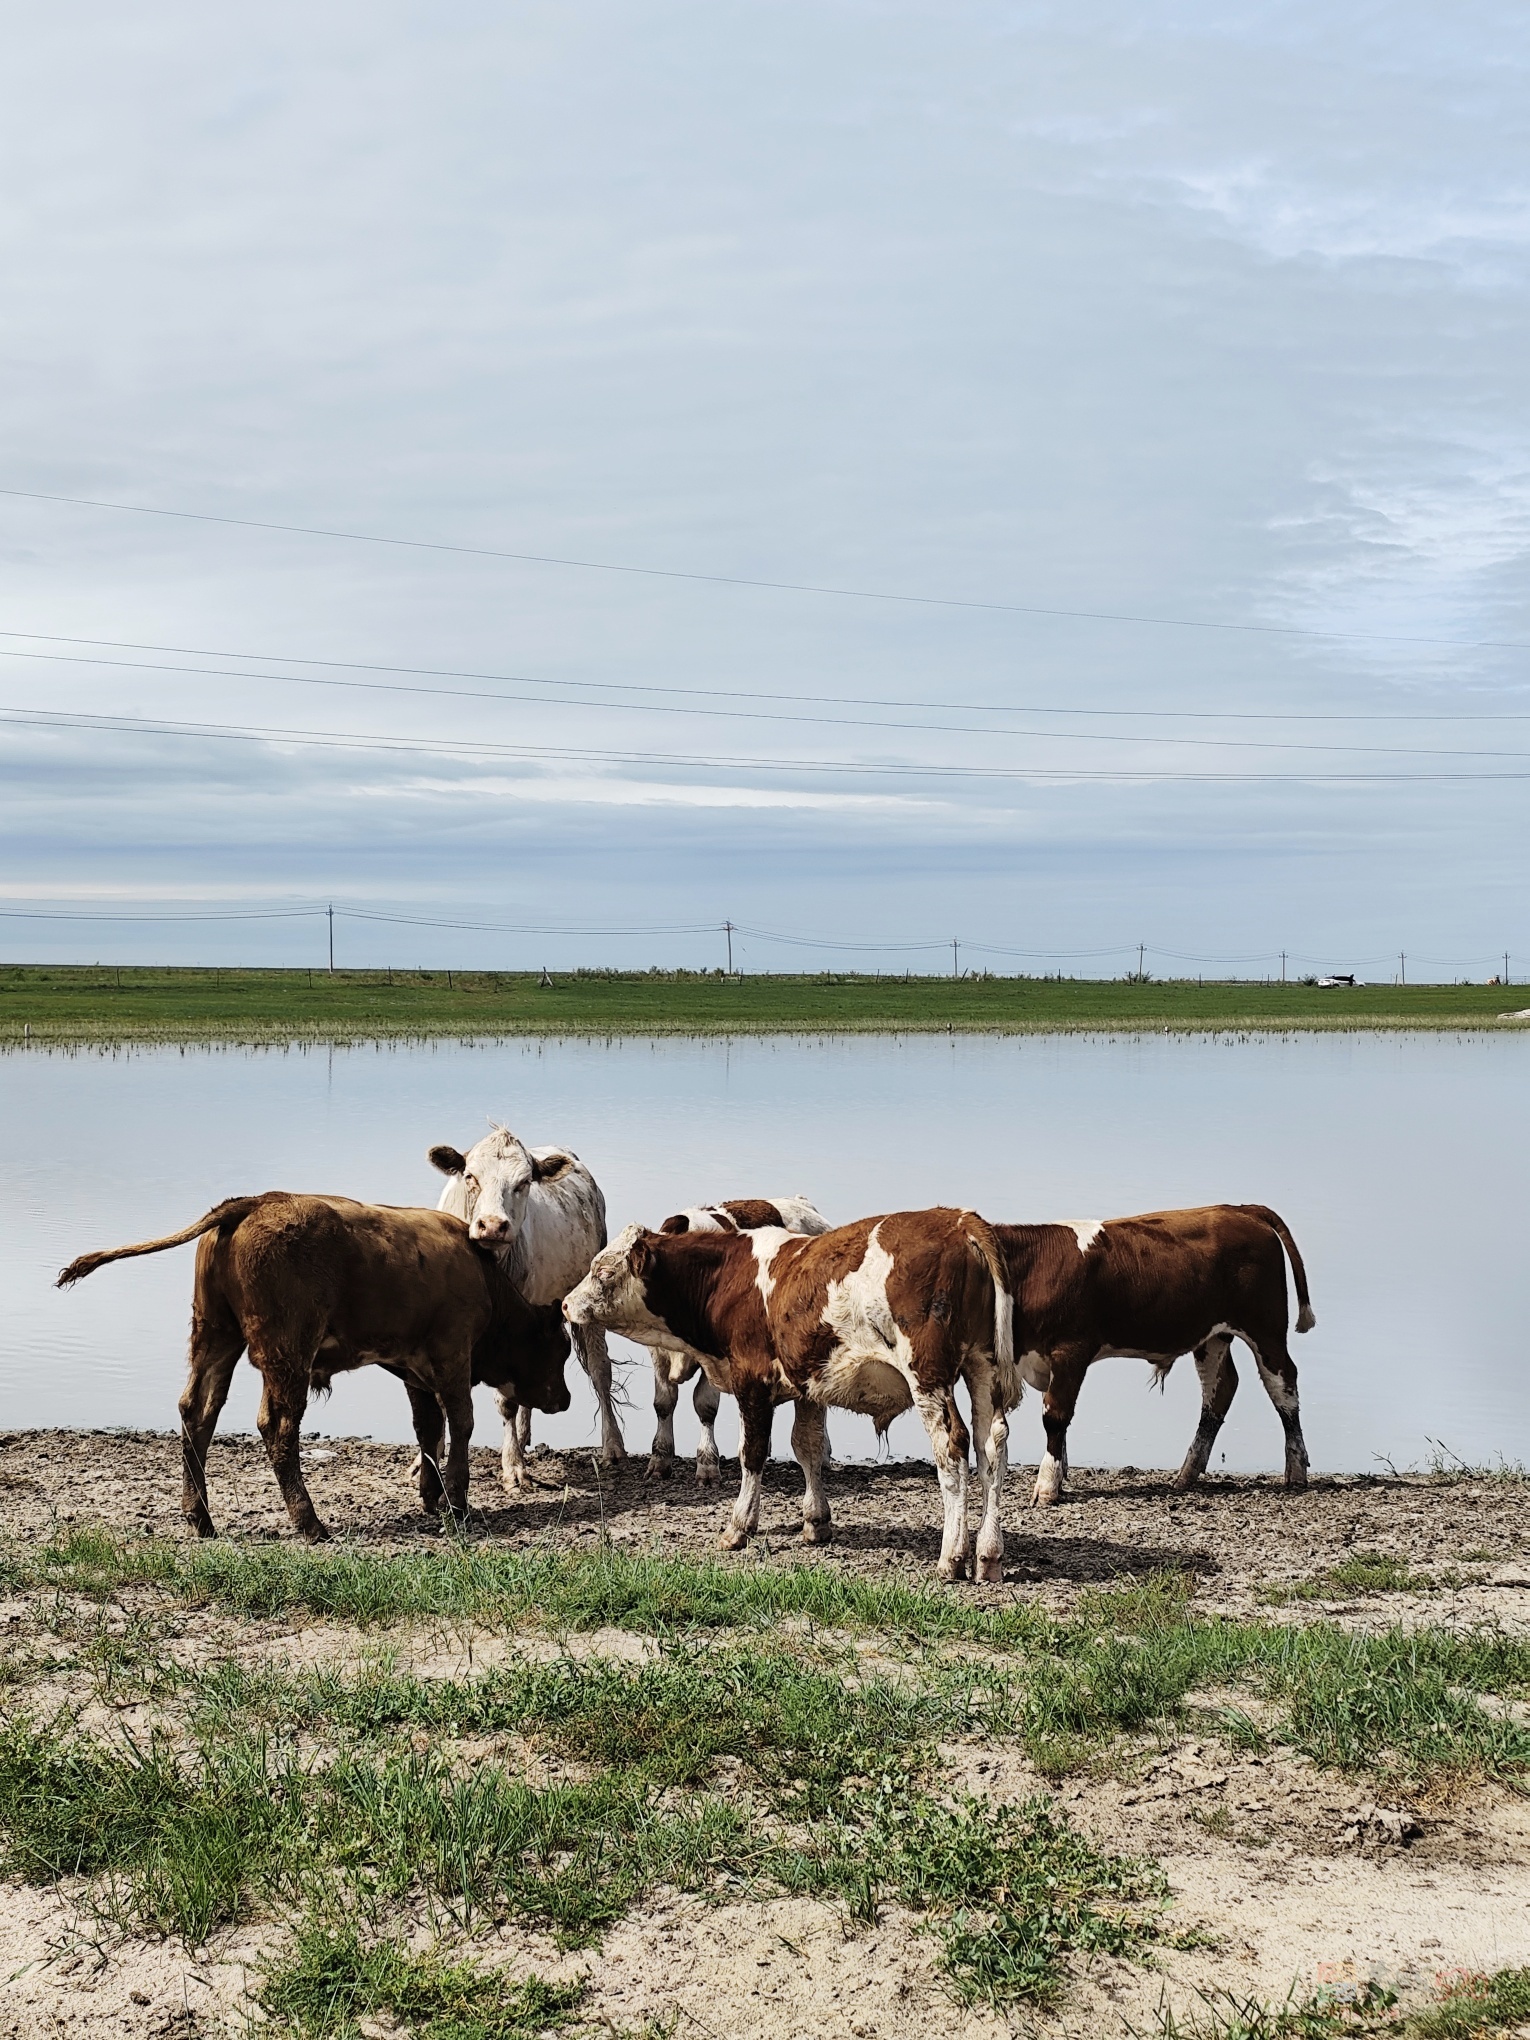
left=3, top=1427, right=1526, bottom=1625
left=1, top=1430, right=1528, bottom=2039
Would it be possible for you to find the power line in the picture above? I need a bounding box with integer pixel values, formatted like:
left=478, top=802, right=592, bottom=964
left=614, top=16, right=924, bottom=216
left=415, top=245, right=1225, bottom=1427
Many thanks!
left=5, top=627, right=1529, bottom=723
left=4, top=641, right=1530, bottom=761
left=3, top=483, right=1528, bottom=654
left=6, top=700, right=1530, bottom=782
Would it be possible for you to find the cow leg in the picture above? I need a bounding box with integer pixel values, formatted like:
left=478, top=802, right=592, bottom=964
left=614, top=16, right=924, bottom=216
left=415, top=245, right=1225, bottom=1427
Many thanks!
left=179, top=1311, right=245, bottom=1539
left=693, top=1370, right=723, bottom=1486
left=720, top=1383, right=774, bottom=1550
left=1246, top=1332, right=1310, bottom=1488
left=573, top=1322, right=626, bottom=1465
left=437, top=1375, right=476, bottom=1517
left=1033, top=1353, right=1087, bottom=1506
left=914, top=1388, right=972, bottom=1581
left=791, top=1399, right=832, bottom=1544
left=1172, top=1337, right=1238, bottom=1491
left=648, top=1355, right=680, bottom=1479
left=967, top=1361, right=1010, bottom=1584
left=251, top=1352, right=327, bottom=1542
left=495, top=1390, right=530, bottom=1492
left=406, top=1385, right=447, bottom=1513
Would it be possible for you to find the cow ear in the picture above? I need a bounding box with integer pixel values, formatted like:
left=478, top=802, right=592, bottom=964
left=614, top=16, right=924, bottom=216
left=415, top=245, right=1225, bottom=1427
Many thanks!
left=429, top=1145, right=468, bottom=1176
left=627, top=1235, right=652, bottom=1276
left=531, top=1150, right=575, bottom=1184
left=659, top=1214, right=689, bottom=1234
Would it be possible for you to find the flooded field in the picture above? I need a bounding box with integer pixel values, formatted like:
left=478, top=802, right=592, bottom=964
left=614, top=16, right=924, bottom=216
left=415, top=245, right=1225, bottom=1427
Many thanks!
left=2, top=1029, right=1526, bottom=1475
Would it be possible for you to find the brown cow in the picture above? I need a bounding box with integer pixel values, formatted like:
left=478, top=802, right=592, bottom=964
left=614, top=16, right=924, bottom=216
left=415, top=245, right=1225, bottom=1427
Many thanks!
left=993, top=1203, right=1315, bottom=1503
left=648, top=1196, right=833, bottom=1482
left=564, top=1208, right=1016, bottom=1581
left=57, top=1193, right=570, bottom=1540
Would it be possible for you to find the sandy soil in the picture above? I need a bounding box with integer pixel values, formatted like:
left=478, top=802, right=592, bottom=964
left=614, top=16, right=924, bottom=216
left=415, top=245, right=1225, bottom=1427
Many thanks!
left=2, top=1430, right=1528, bottom=2038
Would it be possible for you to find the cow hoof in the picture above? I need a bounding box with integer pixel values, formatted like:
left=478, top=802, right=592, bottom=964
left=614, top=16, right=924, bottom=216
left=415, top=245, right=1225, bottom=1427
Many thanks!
left=301, top=1522, right=332, bottom=1544
left=188, top=1519, right=218, bottom=1540
left=938, top=1554, right=970, bottom=1583
left=1031, top=1486, right=1059, bottom=1508
left=598, top=1441, right=628, bottom=1466
left=718, top=1526, right=750, bottom=1551
left=1170, top=1467, right=1201, bottom=1493
left=694, top=1458, right=721, bottom=1488
left=975, top=1554, right=1003, bottom=1584
left=1284, top=1468, right=1310, bottom=1491
left=801, top=1519, right=832, bottom=1545
left=646, top=1453, right=674, bottom=1482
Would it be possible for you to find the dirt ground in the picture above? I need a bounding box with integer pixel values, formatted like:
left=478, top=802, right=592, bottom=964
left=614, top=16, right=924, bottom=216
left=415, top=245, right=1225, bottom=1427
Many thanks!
left=2, top=1430, right=1528, bottom=2039
left=3, top=1427, right=1527, bottom=1625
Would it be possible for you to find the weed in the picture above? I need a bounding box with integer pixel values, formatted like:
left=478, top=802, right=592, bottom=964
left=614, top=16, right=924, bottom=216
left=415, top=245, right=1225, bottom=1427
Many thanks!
left=1141, top=1979, right=1400, bottom=2036
left=260, top=1920, right=585, bottom=2039
left=1409, top=1965, right=1530, bottom=2036
left=1261, top=1554, right=1437, bottom=1604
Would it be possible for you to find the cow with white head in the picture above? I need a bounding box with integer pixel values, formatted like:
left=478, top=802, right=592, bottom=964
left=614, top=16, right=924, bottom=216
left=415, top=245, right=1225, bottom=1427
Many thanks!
left=429, top=1123, right=623, bottom=1487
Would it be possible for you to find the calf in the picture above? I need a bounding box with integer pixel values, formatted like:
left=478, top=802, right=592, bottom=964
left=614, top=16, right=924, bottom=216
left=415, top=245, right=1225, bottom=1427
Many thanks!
left=993, top=1203, right=1315, bottom=1503
left=565, top=1208, right=1016, bottom=1581
left=57, top=1193, right=570, bottom=1540
left=648, top=1196, right=832, bottom=1483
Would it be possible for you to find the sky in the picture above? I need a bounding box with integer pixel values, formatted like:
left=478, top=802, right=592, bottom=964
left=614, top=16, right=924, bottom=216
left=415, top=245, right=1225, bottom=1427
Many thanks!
left=1, top=1, right=1527, bottom=979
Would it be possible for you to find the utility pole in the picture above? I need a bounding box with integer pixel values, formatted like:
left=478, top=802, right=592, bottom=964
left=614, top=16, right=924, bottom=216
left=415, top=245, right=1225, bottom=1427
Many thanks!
left=1137, top=943, right=1145, bottom=980
left=328, top=904, right=334, bottom=975
left=1399, top=950, right=1405, bottom=986
left=1281, top=951, right=1286, bottom=984
left=951, top=938, right=960, bottom=979
left=724, top=921, right=734, bottom=974
left=1506, top=951, right=1511, bottom=986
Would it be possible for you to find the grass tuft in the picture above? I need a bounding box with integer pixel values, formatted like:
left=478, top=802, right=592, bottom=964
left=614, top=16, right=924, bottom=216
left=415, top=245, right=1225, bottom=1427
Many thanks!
left=260, top=1921, right=585, bottom=2039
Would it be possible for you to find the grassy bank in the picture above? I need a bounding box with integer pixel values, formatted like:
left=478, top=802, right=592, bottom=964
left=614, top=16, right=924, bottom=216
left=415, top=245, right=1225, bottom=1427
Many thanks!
left=5, top=1533, right=1529, bottom=2036
left=1, top=963, right=1525, bottom=1042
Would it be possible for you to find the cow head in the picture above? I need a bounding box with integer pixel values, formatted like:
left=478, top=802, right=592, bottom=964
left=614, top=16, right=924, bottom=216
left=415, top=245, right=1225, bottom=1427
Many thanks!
left=563, top=1222, right=669, bottom=1339
left=516, top=1302, right=574, bottom=1413
left=429, top=1123, right=576, bottom=1246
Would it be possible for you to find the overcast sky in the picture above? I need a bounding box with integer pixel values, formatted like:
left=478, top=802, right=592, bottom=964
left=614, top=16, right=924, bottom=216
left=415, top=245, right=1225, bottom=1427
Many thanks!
left=1, top=2, right=1526, bottom=977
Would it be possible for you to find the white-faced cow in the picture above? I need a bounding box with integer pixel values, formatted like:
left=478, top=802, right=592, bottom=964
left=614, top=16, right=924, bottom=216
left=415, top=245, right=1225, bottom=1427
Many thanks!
left=648, top=1197, right=833, bottom=1483
left=430, top=1124, right=619, bottom=1489
left=56, top=1193, right=570, bottom=1540
left=993, top=1203, right=1315, bottom=1504
left=565, top=1209, right=1017, bottom=1582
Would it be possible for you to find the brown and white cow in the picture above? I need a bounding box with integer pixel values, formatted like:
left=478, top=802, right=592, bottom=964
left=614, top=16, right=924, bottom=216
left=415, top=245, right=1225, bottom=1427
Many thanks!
left=992, top=1203, right=1315, bottom=1503
left=647, top=1197, right=832, bottom=1482
left=56, top=1193, right=571, bottom=1540
left=565, top=1208, right=1017, bottom=1581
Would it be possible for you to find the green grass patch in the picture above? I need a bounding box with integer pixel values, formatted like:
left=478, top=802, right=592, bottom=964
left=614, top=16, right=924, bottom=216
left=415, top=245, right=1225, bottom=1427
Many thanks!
left=2, top=962, right=1520, bottom=1042
left=1260, top=1552, right=1439, bottom=1603
left=260, top=1922, right=586, bottom=2040
left=1409, top=1965, right=1530, bottom=2036
left=1142, top=1980, right=1402, bottom=2036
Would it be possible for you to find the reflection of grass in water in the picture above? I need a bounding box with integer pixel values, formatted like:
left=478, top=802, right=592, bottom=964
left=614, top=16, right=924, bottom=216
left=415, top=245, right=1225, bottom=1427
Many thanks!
left=2, top=961, right=1523, bottom=1040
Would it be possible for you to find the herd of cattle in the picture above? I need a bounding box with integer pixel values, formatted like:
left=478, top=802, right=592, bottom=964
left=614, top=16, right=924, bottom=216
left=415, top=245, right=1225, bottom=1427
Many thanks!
left=57, top=1120, right=1316, bottom=1581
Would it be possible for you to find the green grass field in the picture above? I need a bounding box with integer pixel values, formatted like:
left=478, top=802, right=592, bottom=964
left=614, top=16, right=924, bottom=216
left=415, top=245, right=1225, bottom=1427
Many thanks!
left=1, top=963, right=1524, bottom=1041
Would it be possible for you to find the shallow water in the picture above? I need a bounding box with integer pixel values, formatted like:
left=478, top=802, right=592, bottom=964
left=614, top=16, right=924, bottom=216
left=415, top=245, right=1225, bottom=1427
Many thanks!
left=2, top=1031, right=1526, bottom=1475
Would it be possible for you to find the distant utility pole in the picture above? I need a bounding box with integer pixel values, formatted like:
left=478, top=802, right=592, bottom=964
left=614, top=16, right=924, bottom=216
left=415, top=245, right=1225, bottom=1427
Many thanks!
left=1506, top=951, right=1511, bottom=986
left=328, top=904, right=335, bottom=975
left=1399, top=951, right=1406, bottom=986
left=724, top=920, right=734, bottom=974
left=951, top=938, right=960, bottom=979
left=1281, top=951, right=1287, bottom=984
left=1137, top=943, right=1145, bottom=979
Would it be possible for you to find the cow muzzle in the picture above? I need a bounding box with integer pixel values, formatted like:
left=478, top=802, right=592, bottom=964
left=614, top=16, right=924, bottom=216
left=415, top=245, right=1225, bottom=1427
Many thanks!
left=473, top=1214, right=510, bottom=1242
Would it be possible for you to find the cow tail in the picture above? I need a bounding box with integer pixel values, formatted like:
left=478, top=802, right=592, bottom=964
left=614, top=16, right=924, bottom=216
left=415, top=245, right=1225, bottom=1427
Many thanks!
left=55, top=1197, right=261, bottom=1289
left=962, top=1211, right=1019, bottom=1408
left=1239, top=1203, right=1316, bottom=1333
